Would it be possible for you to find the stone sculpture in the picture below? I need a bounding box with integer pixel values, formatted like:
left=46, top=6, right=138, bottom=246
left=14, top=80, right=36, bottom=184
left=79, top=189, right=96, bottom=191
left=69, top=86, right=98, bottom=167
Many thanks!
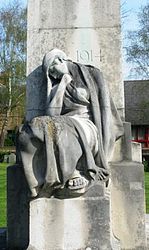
left=18, top=48, right=124, bottom=198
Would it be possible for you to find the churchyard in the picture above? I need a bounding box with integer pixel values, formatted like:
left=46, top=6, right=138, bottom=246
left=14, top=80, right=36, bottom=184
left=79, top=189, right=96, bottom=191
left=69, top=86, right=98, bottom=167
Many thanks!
left=0, top=0, right=148, bottom=248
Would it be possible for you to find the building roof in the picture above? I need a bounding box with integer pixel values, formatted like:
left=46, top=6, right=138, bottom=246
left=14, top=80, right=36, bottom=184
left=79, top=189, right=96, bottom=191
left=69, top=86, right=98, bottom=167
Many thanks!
left=124, top=80, right=149, bottom=125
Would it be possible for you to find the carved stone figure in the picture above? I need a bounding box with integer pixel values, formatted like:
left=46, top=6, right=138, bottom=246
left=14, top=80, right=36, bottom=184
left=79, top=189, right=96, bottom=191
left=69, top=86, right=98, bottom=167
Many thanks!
left=18, top=48, right=124, bottom=198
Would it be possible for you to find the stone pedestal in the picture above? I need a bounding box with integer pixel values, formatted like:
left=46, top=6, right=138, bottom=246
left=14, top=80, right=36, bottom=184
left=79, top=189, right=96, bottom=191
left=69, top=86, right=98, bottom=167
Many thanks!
left=28, top=195, right=113, bottom=250
left=7, top=165, right=119, bottom=250
left=110, top=122, right=147, bottom=249
left=7, top=161, right=147, bottom=250
left=111, top=161, right=147, bottom=250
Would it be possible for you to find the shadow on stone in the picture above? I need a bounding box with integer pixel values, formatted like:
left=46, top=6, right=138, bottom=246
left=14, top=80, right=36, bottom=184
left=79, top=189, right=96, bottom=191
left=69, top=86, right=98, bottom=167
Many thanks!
left=0, top=228, right=6, bottom=250
left=7, top=165, right=30, bottom=250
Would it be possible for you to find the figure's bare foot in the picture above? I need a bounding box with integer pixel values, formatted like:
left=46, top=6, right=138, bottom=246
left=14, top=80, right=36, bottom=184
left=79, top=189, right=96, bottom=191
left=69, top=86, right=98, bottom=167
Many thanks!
left=68, top=176, right=89, bottom=190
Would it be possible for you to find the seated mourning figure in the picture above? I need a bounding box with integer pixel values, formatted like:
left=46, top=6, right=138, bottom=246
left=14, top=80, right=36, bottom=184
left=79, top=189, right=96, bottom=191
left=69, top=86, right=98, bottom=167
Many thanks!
left=18, top=48, right=124, bottom=198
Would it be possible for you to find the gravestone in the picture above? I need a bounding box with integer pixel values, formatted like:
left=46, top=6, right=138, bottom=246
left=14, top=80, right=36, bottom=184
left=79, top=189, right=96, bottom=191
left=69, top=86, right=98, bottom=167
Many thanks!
left=7, top=0, right=147, bottom=249
left=4, top=153, right=16, bottom=163
left=3, top=155, right=8, bottom=163
left=8, top=153, right=16, bottom=163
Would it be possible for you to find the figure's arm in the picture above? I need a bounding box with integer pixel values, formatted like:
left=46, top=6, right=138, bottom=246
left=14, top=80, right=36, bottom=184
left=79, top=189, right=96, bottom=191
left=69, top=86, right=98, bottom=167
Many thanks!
left=46, top=74, right=72, bottom=116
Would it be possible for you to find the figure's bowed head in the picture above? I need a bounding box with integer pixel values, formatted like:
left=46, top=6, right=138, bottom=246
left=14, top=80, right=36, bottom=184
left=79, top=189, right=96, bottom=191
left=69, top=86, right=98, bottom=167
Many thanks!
left=42, top=48, right=69, bottom=80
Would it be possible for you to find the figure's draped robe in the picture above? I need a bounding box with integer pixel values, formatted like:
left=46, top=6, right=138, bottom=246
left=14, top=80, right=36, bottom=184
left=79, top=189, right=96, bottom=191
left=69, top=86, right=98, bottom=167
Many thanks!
left=20, top=62, right=124, bottom=190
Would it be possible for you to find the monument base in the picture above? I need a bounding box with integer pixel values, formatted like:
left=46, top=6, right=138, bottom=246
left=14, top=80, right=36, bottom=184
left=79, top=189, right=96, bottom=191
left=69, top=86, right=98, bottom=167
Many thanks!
left=7, top=165, right=119, bottom=250
left=27, top=196, right=116, bottom=250
left=7, top=160, right=147, bottom=250
left=111, top=161, right=147, bottom=250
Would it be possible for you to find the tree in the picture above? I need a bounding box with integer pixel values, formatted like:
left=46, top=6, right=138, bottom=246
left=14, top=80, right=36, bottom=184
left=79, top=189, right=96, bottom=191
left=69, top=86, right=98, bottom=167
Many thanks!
left=126, top=3, right=149, bottom=79
left=0, top=0, right=27, bottom=147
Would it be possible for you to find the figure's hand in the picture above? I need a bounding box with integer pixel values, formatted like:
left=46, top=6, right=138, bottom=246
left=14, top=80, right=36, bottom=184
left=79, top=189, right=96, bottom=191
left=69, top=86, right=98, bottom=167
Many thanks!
left=61, top=73, right=72, bottom=86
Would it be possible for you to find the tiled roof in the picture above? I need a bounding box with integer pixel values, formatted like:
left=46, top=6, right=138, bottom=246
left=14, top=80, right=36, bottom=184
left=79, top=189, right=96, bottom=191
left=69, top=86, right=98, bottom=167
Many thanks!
left=124, top=80, right=149, bottom=125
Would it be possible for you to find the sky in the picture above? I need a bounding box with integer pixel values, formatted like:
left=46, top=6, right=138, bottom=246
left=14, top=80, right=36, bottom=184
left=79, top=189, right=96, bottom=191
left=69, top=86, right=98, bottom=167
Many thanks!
left=122, top=0, right=149, bottom=79
left=0, top=0, right=148, bottom=79
left=122, top=0, right=148, bottom=31
left=0, top=0, right=27, bottom=8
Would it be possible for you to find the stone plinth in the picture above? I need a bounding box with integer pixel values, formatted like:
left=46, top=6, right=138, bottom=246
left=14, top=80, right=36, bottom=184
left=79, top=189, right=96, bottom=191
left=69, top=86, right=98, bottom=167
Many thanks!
left=111, top=161, right=147, bottom=250
left=110, top=122, right=147, bottom=249
left=27, top=0, right=124, bottom=121
left=7, top=165, right=118, bottom=250
left=28, top=196, right=113, bottom=250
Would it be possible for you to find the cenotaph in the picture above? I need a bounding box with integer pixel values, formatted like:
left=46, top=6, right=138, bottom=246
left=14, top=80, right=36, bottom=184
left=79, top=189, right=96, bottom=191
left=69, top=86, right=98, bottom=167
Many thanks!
left=7, top=1, right=147, bottom=249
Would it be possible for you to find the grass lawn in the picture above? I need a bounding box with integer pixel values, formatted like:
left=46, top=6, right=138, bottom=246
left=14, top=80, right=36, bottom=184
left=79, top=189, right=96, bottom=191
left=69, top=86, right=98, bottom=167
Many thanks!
left=145, top=172, right=149, bottom=213
left=0, top=163, right=7, bottom=227
left=0, top=164, right=149, bottom=227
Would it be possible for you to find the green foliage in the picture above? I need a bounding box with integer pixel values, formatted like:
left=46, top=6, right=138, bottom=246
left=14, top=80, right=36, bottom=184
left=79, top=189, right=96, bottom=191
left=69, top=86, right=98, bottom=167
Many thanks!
left=126, top=3, right=149, bottom=78
left=4, top=137, right=14, bottom=146
left=4, top=130, right=16, bottom=146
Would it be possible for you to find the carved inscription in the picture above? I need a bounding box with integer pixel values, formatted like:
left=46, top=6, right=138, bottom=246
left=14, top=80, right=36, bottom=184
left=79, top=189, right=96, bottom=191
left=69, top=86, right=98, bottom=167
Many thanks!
left=76, top=49, right=103, bottom=63
left=77, top=50, right=93, bottom=62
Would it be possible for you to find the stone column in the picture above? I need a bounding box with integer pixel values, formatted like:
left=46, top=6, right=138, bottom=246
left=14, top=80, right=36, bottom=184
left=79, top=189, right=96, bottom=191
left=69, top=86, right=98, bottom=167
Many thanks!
left=26, top=0, right=124, bottom=121
left=25, top=3, right=124, bottom=247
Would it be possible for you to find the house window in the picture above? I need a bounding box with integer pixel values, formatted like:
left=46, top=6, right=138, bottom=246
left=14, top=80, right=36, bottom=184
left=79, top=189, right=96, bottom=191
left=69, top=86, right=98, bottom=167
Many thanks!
left=132, top=125, right=149, bottom=148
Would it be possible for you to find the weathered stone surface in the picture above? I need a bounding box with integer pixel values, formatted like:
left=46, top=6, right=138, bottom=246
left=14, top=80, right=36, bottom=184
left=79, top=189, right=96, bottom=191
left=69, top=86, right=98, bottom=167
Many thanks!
left=110, top=124, right=147, bottom=249
left=146, top=214, right=149, bottom=248
left=28, top=196, right=113, bottom=250
left=111, top=161, right=147, bottom=250
left=27, top=0, right=124, bottom=121
left=7, top=165, right=117, bottom=250
left=7, top=1, right=147, bottom=249
left=27, top=27, right=123, bottom=121
left=28, top=0, right=120, bottom=30
left=132, top=141, right=142, bottom=162
left=112, top=122, right=132, bottom=162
